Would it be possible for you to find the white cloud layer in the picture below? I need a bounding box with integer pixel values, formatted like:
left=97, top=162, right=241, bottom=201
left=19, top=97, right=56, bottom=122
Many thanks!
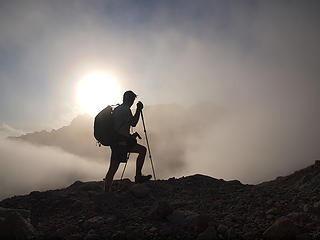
left=0, top=135, right=107, bottom=200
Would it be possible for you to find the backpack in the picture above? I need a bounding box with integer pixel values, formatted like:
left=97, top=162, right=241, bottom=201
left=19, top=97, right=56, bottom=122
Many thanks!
left=94, top=105, right=116, bottom=146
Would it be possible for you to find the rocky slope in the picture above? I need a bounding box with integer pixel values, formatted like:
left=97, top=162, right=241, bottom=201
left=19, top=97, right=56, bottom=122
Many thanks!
left=1, top=161, right=320, bottom=240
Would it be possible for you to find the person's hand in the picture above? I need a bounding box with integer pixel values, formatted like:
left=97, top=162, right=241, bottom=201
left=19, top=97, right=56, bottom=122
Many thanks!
left=132, top=132, right=142, bottom=139
left=137, top=101, right=143, bottom=111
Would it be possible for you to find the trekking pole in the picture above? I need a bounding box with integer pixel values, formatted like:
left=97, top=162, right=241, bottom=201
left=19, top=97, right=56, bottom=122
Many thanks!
left=120, top=153, right=130, bottom=180
left=141, top=110, right=156, bottom=180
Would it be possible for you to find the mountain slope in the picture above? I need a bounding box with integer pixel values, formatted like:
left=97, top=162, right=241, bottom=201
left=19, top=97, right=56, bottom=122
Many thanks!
left=1, top=161, right=320, bottom=239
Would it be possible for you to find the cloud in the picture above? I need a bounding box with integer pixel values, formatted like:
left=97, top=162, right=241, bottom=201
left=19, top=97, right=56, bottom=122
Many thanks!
left=8, top=100, right=319, bottom=187
left=0, top=136, right=107, bottom=200
left=0, top=123, right=24, bottom=137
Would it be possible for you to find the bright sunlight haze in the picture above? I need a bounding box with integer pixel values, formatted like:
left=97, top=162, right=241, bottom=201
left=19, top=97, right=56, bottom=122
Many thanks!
left=76, top=72, right=121, bottom=116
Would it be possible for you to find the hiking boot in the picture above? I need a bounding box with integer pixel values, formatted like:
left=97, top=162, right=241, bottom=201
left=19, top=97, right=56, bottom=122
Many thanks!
left=103, top=178, right=112, bottom=192
left=135, top=174, right=152, bottom=183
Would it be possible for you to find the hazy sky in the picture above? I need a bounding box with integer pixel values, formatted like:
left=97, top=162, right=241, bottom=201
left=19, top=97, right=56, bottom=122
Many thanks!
left=1, top=1, right=320, bottom=198
left=1, top=0, right=318, bottom=130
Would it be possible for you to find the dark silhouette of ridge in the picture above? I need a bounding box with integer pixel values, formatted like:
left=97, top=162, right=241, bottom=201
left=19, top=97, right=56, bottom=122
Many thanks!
left=8, top=114, right=105, bottom=160
left=1, top=160, right=320, bottom=239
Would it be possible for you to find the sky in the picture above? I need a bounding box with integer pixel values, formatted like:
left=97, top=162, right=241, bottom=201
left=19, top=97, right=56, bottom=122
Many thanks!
left=0, top=0, right=320, bottom=199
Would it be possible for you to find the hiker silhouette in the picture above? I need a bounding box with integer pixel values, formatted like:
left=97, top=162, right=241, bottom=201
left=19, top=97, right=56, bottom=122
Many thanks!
left=104, top=90, right=151, bottom=192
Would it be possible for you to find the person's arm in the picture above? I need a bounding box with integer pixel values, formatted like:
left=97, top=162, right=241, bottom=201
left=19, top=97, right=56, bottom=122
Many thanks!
left=131, top=101, right=143, bottom=127
left=131, top=109, right=140, bottom=127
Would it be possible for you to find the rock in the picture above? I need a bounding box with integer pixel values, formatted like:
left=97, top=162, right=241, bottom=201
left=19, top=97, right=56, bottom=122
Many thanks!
left=243, top=230, right=259, bottom=240
left=125, top=226, right=145, bottom=240
left=55, top=225, right=80, bottom=237
left=149, top=226, right=157, bottom=232
left=274, top=201, right=281, bottom=208
left=266, top=214, right=273, bottom=220
left=105, top=215, right=117, bottom=224
left=227, top=180, right=242, bottom=185
left=167, top=210, right=186, bottom=225
left=130, top=183, right=150, bottom=198
left=286, top=212, right=309, bottom=223
left=111, top=231, right=126, bottom=240
left=71, top=200, right=83, bottom=210
left=296, top=233, right=312, bottom=240
left=67, top=181, right=102, bottom=192
left=217, top=224, right=228, bottom=235
left=195, top=214, right=209, bottom=233
left=0, top=207, right=36, bottom=239
left=84, top=229, right=100, bottom=240
left=266, top=199, right=274, bottom=206
left=118, top=178, right=133, bottom=191
left=313, top=201, right=320, bottom=214
left=87, top=216, right=104, bottom=223
left=167, top=210, right=198, bottom=226
left=303, top=204, right=309, bottom=212
left=0, top=207, right=30, bottom=220
left=149, top=201, right=173, bottom=219
left=197, top=226, right=218, bottom=240
left=226, top=227, right=237, bottom=240
left=263, top=216, right=300, bottom=239
left=266, top=207, right=278, bottom=215
left=170, top=199, right=194, bottom=208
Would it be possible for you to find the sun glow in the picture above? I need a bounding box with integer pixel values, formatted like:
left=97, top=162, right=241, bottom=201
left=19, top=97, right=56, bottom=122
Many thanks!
left=76, top=72, right=121, bottom=116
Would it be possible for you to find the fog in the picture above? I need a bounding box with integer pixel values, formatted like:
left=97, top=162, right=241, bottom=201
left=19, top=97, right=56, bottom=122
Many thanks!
left=1, top=1, right=320, bottom=199
left=5, top=101, right=320, bottom=194
left=0, top=131, right=105, bottom=200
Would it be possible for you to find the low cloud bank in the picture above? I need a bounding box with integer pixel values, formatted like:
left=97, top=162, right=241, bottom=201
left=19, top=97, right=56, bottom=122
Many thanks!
left=0, top=135, right=107, bottom=200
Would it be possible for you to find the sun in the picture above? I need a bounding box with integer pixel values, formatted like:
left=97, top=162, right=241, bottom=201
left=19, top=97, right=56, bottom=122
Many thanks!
left=76, top=72, right=121, bottom=116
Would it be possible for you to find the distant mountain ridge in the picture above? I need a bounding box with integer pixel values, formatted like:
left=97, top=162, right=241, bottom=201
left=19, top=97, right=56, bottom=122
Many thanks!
left=8, top=113, right=104, bottom=160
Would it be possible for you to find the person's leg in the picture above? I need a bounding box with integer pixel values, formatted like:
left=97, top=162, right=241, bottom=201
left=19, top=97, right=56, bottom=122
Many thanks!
left=129, top=143, right=147, bottom=176
left=104, top=156, right=120, bottom=192
left=129, top=143, right=151, bottom=183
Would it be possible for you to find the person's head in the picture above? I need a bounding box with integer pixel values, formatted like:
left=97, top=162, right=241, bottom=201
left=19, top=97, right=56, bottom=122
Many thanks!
left=123, top=90, right=137, bottom=106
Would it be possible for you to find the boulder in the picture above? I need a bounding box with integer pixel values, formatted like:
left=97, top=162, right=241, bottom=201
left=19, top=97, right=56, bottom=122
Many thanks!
left=286, top=212, right=309, bottom=224
left=226, top=227, right=237, bottom=240
left=149, top=201, right=173, bottom=219
left=87, top=216, right=104, bottom=224
left=67, top=180, right=102, bottom=192
left=194, top=214, right=210, bottom=233
left=84, top=229, right=101, bottom=240
left=263, top=216, right=300, bottom=240
left=130, top=183, right=150, bottom=198
left=313, top=201, right=320, bottom=214
left=217, top=224, right=228, bottom=235
left=111, top=231, right=126, bottom=240
left=303, top=204, right=310, bottom=213
left=197, top=226, right=218, bottom=240
left=167, top=210, right=186, bottom=225
left=0, top=207, right=36, bottom=240
left=266, top=207, right=278, bottom=215
left=117, top=178, right=133, bottom=191
left=0, top=207, right=31, bottom=219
